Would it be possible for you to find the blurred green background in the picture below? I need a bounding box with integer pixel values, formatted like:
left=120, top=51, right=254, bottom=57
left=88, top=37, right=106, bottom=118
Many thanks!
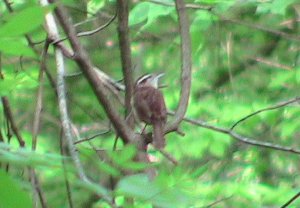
left=0, top=0, right=300, bottom=207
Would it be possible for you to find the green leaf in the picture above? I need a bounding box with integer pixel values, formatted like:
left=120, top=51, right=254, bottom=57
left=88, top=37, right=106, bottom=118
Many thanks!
left=0, top=38, right=36, bottom=57
left=129, top=2, right=150, bottom=26
left=0, top=169, right=32, bottom=208
left=129, top=2, right=173, bottom=28
left=98, top=161, right=121, bottom=177
left=87, top=0, right=105, bottom=17
left=117, top=174, right=192, bottom=208
left=256, top=0, right=297, bottom=15
left=116, top=174, right=161, bottom=199
left=109, top=144, right=137, bottom=165
left=0, top=67, right=39, bottom=96
left=75, top=180, right=111, bottom=201
left=0, top=6, right=49, bottom=37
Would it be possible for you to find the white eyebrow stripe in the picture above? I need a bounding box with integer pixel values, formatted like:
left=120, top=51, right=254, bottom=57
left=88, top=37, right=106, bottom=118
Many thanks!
left=137, top=74, right=152, bottom=85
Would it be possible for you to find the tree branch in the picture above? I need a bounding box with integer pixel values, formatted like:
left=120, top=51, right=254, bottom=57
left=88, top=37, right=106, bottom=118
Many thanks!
left=117, top=0, right=134, bottom=120
left=168, top=111, right=300, bottom=155
left=48, top=0, right=135, bottom=144
left=53, top=13, right=117, bottom=44
left=146, top=0, right=213, bottom=11
left=166, top=0, right=192, bottom=132
left=41, top=0, right=89, bottom=182
left=231, top=97, right=300, bottom=130
left=1, top=97, right=25, bottom=147
left=280, top=192, right=300, bottom=208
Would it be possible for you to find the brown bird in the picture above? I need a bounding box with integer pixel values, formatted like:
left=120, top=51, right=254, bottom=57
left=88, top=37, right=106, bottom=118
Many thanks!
left=133, top=73, right=167, bottom=149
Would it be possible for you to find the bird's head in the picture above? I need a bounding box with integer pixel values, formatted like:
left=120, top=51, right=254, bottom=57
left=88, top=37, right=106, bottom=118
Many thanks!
left=135, top=73, right=164, bottom=89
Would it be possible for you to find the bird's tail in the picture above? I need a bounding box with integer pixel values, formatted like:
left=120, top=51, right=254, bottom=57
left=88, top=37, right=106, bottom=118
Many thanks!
left=153, top=121, right=165, bottom=149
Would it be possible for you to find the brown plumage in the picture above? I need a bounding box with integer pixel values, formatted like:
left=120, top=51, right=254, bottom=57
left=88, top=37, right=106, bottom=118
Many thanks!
left=133, top=74, right=167, bottom=149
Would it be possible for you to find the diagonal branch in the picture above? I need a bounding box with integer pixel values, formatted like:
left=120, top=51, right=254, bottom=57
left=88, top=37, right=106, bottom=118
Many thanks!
left=280, top=192, right=300, bottom=208
left=53, top=13, right=117, bottom=44
left=48, top=0, right=135, bottom=144
left=231, top=97, right=300, bottom=130
left=166, top=0, right=192, bottom=133
left=168, top=111, right=300, bottom=155
left=1, top=98, right=25, bottom=147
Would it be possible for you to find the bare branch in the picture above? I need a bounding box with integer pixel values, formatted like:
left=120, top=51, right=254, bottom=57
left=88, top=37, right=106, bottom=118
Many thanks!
left=1, top=97, right=25, bottom=147
left=60, top=134, right=74, bottom=208
left=146, top=0, right=213, bottom=10
left=117, top=0, right=134, bottom=120
left=250, top=57, right=293, bottom=71
left=231, top=97, right=300, bottom=130
left=74, top=130, right=111, bottom=145
left=48, top=0, right=135, bottom=144
left=53, top=13, right=117, bottom=44
left=159, top=149, right=178, bottom=165
left=280, top=192, right=300, bottom=208
left=30, top=40, right=50, bottom=208
left=166, top=0, right=192, bottom=132
left=168, top=111, right=300, bottom=155
left=201, top=195, right=233, bottom=208
left=32, top=40, right=50, bottom=150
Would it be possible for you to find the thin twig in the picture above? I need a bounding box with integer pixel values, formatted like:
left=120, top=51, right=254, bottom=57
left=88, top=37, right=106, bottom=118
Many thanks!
left=30, top=39, right=50, bottom=208
left=168, top=111, right=300, bottom=155
left=200, top=195, right=233, bottom=208
left=0, top=52, right=24, bottom=148
left=1, top=97, right=25, bottom=147
left=159, top=149, right=178, bottom=165
left=74, top=130, right=111, bottom=144
left=60, top=130, right=74, bottom=208
left=0, top=129, right=4, bottom=143
left=280, top=192, right=300, bottom=208
left=251, top=57, right=293, bottom=71
left=53, top=13, right=117, bottom=44
left=146, top=0, right=213, bottom=10
left=74, top=17, right=97, bottom=27
left=166, top=0, right=192, bottom=133
left=32, top=39, right=50, bottom=150
left=30, top=170, right=48, bottom=208
left=231, top=97, right=300, bottom=130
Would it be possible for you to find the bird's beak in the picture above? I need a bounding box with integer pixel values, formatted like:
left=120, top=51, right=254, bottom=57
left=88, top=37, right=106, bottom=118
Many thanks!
left=151, top=73, right=165, bottom=88
left=156, top=73, right=165, bottom=80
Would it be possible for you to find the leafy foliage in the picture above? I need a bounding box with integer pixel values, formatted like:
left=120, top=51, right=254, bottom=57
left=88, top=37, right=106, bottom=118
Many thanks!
left=0, top=0, right=300, bottom=207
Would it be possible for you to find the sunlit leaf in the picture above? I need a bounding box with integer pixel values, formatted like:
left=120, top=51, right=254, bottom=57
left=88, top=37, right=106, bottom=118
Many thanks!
left=0, top=6, right=49, bottom=37
left=0, top=169, right=32, bottom=208
left=0, top=38, right=36, bottom=57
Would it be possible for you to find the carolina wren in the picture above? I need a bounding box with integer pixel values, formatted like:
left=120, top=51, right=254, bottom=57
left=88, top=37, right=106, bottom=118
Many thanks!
left=133, top=73, right=167, bottom=149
